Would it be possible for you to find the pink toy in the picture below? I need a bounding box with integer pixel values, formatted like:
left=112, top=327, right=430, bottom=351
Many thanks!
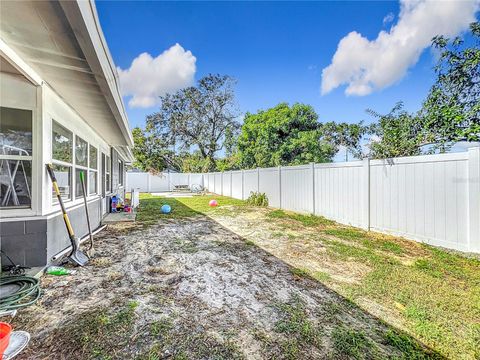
left=209, top=199, right=218, bottom=207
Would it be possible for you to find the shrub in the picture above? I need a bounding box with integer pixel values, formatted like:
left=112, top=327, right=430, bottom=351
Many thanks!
left=246, top=192, right=269, bottom=207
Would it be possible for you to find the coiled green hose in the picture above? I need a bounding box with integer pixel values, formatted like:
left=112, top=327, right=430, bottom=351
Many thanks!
left=0, top=276, right=41, bottom=311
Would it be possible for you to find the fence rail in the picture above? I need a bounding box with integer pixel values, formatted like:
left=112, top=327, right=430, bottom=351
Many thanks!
left=127, top=148, right=480, bottom=253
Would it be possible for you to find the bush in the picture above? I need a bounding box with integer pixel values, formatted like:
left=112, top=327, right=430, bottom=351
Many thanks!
left=246, top=192, right=269, bottom=207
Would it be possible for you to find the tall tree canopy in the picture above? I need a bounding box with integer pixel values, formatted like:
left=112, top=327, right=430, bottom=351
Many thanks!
left=422, top=22, right=480, bottom=145
left=237, top=103, right=336, bottom=168
left=367, top=103, right=427, bottom=159
left=132, top=127, right=179, bottom=173
left=146, top=74, right=240, bottom=171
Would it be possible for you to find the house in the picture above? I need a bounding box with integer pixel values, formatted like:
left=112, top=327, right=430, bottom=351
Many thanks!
left=0, top=1, right=134, bottom=268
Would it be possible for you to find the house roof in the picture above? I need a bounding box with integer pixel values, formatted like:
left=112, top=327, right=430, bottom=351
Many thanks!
left=0, top=0, right=134, bottom=153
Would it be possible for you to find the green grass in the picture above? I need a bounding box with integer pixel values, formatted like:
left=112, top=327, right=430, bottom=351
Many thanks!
left=266, top=209, right=334, bottom=226
left=331, top=326, right=375, bottom=359
left=136, top=193, right=246, bottom=225
left=272, top=295, right=322, bottom=353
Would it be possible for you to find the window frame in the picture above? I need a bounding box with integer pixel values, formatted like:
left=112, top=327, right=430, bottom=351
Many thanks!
left=88, top=144, right=98, bottom=195
left=0, top=107, right=34, bottom=209
left=51, top=120, right=73, bottom=204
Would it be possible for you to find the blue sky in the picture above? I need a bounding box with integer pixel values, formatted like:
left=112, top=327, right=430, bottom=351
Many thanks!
left=96, top=1, right=478, bottom=130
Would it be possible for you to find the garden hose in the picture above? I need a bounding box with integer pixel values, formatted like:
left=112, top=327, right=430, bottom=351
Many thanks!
left=0, top=275, right=41, bottom=311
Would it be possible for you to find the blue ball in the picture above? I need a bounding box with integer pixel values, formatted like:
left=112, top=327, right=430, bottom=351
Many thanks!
left=161, top=204, right=171, bottom=214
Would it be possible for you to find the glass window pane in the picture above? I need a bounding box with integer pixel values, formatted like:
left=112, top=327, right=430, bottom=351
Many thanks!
left=0, top=107, right=33, bottom=156
left=89, top=145, right=97, bottom=169
left=52, top=121, right=73, bottom=163
left=106, top=156, right=111, bottom=173
left=75, top=169, right=88, bottom=198
left=51, top=164, right=71, bottom=202
left=0, top=159, right=32, bottom=208
left=75, top=136, right=88, bottom=167
left=89, top=171, right=97, bottom=194
left=106, top=173, right=111, bottom=192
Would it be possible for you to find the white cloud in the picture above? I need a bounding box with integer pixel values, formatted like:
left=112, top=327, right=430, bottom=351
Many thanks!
left=321, top=0, right=479, bottom=96
left=118, top=43, right=196, bottom=108
left=383, top=12, right=395, bottom=26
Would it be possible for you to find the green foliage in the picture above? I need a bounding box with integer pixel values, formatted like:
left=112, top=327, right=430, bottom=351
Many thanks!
left=146, top=74, right=240, bottom=171
left=367, top=103, right=428, bottom=159
left=132, top=127, right=179, bottom=173
left=368, top=22, right=480, bottom=158
left=323, top=121, right=372, bottom=160
left=422, top=22, right=480, bottom=145
left=246, top=191, right=269, bottom=206
left=237, top=103, right=336, bottom=168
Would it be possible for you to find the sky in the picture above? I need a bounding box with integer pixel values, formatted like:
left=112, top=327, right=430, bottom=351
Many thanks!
left=96, top=0, right=479, bottom=132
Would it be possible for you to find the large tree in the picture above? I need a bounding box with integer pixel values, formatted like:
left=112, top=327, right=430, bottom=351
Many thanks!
left=421, top=21, right=480, bottom=147
left=146, top=74, right=240, bottom=171
left=323, top=121, right=371, bottom=161
left=367, top=103, right=427, bottom=159
left=132, top=127, right=179, bottom=173
left=237, top=103, right=336, bottom=168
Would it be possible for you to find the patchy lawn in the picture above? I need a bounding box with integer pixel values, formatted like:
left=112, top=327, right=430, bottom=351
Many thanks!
left=13, top=194, right=478, bottom=359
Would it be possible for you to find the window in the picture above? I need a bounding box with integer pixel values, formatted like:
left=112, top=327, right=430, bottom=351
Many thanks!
left=0, top=107, right=33, bottom=208
left=118, top=160, right=124, bottom=186
left=75, top=136, right=88, bottom=198
left=106, top=155, right=111, bottom=193
left=89, top=145, right=97, bottom=195
left=52, top=121, right=73, bottom=202
left=75, top=136, right=88, bottom=167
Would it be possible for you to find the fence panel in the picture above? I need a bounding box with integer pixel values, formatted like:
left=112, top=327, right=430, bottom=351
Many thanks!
left=126, top=148, right=480, bottom=253
left=369, top=153, right=470, bottom=252
left=314, top=162, right=365, bottom=228
left=214, top=172, right=222, bottom=194
left=222, top=173, right=232, bottom=197
left=243, top=170, right=258, bottom=199
left=231, top=171, right=243, bottom=199
left=259, top=167, right=281, bottom=208
left=281, top=165, right=313, bottom=214
left=126, top=172, right=149, bottom=192
left=149, top=174, right=169, bottom=192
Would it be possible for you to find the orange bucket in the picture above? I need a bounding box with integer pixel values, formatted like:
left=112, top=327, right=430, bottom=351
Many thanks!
left=0, top=322, right=12, bottom=355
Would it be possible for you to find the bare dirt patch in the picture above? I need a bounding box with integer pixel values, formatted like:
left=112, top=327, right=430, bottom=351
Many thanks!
left=13, top=215, right=437, bottom=359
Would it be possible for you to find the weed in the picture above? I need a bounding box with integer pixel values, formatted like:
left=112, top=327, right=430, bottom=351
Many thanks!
left=246, top=191, right=269, bottom=206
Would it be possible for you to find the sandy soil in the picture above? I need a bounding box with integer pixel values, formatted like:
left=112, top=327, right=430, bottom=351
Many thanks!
left=13, top=214, right=429, bottom=359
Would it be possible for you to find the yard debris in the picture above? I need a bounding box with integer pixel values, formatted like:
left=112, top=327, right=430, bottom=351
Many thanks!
left=45, top=266, right=75, bottom=276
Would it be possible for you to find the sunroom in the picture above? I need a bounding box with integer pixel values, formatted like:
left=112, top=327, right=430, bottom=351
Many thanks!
left=0, top=0, right=134, bottom=269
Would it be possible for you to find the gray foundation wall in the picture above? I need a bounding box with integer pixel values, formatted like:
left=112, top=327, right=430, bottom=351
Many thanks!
left=1, top=198, right=102, bottom=268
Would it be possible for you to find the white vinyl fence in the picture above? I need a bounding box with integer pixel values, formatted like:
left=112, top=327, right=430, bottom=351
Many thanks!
left=203, top=148, right=480, bottom=254
left=126, top=172, right=203, bottom=192
left=126, top=148, right=479, bottom=253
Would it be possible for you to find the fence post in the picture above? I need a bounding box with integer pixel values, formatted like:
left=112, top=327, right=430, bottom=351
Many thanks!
left=468, top=147, right=480, bottom=252
left=167, top=171, right=171, bottom=191
left=311, top=162, right=315, bottom=214
left=147, top=173, right=151, bottom=193
left=230, top=171, right=233, bottom=197
left=278, top=165, right=282, bottom=209
left=362, top=158, right=370, bottom=231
